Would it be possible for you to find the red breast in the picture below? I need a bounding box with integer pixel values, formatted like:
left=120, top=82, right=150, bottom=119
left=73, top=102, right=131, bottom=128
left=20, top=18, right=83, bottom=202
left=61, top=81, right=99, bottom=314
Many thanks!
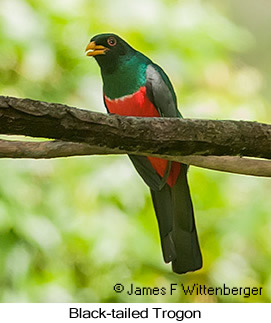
left=104, top=86, right=180, bottom=187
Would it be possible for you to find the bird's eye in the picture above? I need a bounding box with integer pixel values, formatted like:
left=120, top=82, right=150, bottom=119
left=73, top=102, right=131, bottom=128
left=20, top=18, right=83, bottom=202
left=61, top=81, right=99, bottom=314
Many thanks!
left=107, top=37, right=117, bottom=47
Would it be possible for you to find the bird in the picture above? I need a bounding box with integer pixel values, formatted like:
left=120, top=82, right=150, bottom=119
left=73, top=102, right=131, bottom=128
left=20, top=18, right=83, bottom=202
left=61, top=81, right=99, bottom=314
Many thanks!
left=85, top=33, right=202, bottom=274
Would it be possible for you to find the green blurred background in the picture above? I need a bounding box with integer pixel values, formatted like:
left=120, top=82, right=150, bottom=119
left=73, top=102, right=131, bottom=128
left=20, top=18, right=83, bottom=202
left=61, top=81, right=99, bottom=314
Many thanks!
left=0, top=0, right=270, bottom=303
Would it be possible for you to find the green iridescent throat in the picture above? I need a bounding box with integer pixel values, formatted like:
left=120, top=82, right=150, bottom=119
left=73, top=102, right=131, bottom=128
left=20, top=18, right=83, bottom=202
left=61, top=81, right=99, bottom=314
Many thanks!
left=101, top=53, right=150, bottom=99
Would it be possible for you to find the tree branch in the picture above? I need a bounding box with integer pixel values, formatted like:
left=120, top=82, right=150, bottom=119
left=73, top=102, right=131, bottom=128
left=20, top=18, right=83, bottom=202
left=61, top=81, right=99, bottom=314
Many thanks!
left=1, top=96, right=270, bottom=159
left=0, top=139, right=270, bottom=177
left=0, top=95, right=270, bottom=178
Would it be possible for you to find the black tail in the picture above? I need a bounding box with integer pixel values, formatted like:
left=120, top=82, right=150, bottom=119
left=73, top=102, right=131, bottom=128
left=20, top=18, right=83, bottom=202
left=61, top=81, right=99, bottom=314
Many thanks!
left=151, top=164, right=202, bottom=274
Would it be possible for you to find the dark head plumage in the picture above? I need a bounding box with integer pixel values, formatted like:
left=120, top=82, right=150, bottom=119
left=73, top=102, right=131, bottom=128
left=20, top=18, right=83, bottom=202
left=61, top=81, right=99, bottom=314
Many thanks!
left=85, top=33, right=136, bottom=73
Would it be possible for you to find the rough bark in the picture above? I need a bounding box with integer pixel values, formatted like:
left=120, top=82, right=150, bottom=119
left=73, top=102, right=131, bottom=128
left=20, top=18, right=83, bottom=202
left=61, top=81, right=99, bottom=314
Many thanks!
left=0, top=95, right=270, bottom=178
left=1, top=95, right=270, bottom=159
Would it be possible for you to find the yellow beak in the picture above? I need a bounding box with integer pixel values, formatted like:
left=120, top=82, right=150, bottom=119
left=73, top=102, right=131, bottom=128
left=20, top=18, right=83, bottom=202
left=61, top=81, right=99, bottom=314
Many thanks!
left=85, top=41, right=108, bottom=56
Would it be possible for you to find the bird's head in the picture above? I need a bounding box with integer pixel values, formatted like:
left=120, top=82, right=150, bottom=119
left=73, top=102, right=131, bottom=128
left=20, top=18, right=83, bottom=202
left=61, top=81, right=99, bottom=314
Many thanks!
left=85, top=33, right=135, bottom=73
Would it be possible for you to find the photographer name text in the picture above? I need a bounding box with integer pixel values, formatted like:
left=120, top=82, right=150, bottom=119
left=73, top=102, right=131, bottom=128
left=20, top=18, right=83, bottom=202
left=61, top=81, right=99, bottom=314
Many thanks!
left=113, top=283, right=262, bottom=298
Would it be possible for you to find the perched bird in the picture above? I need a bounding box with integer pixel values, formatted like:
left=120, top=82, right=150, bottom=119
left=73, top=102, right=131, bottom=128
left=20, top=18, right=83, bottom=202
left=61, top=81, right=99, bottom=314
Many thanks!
left=85, top=33, right=202, bottom=274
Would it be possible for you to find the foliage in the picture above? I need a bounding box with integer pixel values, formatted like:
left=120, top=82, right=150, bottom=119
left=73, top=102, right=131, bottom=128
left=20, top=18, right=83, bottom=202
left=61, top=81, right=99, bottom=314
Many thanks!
left=0, top=0, right=270, bottom=302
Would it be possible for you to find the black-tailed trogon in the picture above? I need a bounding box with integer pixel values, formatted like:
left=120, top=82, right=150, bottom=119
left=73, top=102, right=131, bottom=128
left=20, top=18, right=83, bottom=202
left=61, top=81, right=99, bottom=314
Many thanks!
left=85, top=33, right=202, bottom=274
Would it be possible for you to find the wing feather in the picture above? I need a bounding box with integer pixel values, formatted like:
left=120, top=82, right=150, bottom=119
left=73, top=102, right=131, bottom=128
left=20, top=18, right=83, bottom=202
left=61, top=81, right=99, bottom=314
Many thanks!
left=146, top=64, right=181, bottom=117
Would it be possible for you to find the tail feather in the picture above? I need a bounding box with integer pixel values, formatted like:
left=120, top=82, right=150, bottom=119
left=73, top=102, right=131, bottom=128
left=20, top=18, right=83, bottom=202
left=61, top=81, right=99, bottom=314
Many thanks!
left=151, top=164, right=202, bottom=274
left=151, top=187, right=176, bottom=263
